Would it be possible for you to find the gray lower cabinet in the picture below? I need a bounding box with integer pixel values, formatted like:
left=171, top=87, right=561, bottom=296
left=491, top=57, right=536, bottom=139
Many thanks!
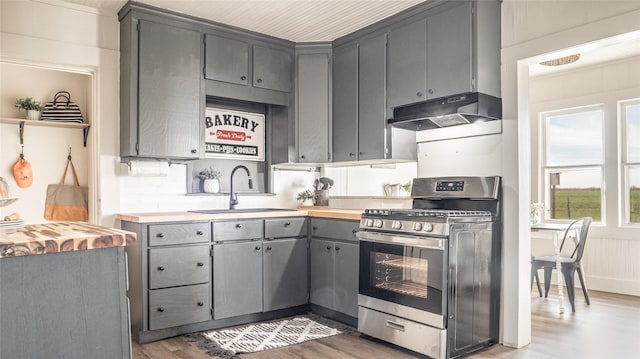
left=120, top=16, right=203, bottom=160
left=213, top=240, right=263, bottom=319
left=0, top=247, right=130, bottom=359
left=310, top=218, right=359, bottom=318
left=122, top=220, right=213, bottom=342
left=149, top=283, right=210, bottom=330
left=263, top=238, right=308, bottom=311
left=213, top=218, right=308, bottom=318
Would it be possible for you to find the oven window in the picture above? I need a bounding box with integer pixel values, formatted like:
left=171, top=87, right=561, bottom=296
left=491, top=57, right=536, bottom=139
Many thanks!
left=360, top=241, right=445, bottom=314
left=373, top=251, right=429, bottom=298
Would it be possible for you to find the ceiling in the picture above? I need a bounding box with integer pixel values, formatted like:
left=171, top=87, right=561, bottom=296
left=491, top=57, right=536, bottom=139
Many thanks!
left=61, top=0, right=640, bottom=76
left=61, top=0, right=426, bottom=42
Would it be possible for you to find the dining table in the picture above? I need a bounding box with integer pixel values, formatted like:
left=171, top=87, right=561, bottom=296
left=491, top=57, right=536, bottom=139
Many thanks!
left=530, top=222, right=573, bottom=314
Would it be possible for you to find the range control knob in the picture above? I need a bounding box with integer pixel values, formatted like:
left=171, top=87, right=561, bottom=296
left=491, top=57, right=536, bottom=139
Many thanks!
left=391, top=221, right=402, bottom=230
left=412, top=222, right=423, bottom=231
left=423, top=223, right=434, bottom=232
left=374, top=219, right=384, bottom=228
left=366, top=219, right=374, bottom=227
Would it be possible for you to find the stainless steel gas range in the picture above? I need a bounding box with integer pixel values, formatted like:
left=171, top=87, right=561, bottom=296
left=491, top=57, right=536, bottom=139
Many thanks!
left=357, top=176, right=502, bottom=359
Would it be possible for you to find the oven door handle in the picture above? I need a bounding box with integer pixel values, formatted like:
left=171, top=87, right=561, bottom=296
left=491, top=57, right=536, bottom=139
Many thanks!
left=357, top=231, right=445, bottom=250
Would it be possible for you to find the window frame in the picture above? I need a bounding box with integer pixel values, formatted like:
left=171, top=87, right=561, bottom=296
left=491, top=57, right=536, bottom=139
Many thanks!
left=540, top=105, right=605, bottom=224
left=620, top=98, right=640, bottom=226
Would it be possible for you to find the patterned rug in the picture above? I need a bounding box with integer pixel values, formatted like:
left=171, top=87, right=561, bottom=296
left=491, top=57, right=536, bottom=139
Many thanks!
left=186, top=314, right=352, bottom=358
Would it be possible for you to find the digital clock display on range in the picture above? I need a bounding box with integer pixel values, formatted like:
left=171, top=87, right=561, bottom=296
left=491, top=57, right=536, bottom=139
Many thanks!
left=435, top=181, right=464, bottom=192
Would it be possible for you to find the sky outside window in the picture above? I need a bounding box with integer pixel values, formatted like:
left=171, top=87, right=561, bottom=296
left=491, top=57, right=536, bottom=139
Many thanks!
left=546, top=110, right=604, bottom=167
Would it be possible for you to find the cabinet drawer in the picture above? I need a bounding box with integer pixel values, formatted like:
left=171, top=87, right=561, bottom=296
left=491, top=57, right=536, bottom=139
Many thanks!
left=213, top=220, right=263, bottom=242
left=311, top=218, right=359, bottom=242
left=265, top=218, right=307, bottom=239
left=148, top=284, right=210, bottom=330
left=149, top=245, right=210, bottom=289
left=148, top=222, right=210, bottom=246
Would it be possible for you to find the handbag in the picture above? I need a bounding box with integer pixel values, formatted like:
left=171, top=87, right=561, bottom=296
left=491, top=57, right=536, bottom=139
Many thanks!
left=41, top=91, right=84, bottom=123
left=44, top=158, right=88, bottom=221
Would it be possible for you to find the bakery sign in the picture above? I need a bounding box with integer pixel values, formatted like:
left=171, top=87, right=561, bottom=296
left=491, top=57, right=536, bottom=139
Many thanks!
left=204, top=108, right=265, bottom=161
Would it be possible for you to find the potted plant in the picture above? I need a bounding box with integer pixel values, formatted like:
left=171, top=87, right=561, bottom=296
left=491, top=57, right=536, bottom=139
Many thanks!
left=15, top=97, right=45, bottom=121
left=198, top=167, right=222, bottom=193
left=297, top=189, right=316, bottom=207
left=401, top=181, right=412, bottom=196
left=530, top=202, right=545, bottom=225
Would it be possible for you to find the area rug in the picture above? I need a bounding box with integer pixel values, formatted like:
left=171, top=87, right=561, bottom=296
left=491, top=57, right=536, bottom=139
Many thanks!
left=186, top=314, right=353, bottom=358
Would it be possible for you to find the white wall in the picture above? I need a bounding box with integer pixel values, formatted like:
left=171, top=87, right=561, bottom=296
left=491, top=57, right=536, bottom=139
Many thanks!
left=529, top=56, right=640, bottom=295
left=501, top=0, right=640, bottom=349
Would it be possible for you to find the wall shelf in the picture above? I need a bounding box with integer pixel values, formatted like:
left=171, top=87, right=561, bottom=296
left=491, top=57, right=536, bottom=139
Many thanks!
left=0, top=117, right=90, bottom=146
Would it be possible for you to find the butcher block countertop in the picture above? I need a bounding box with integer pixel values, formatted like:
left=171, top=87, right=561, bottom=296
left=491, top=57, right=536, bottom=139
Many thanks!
left=116, top=207, right=364, bottom=223
left=0, top=222, right=137, bottom=258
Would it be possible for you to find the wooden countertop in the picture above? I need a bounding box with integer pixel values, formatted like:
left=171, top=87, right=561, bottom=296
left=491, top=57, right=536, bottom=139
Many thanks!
left=0, top=222, right=137, bottom=258
left=116, top=207, right=364, bottom=223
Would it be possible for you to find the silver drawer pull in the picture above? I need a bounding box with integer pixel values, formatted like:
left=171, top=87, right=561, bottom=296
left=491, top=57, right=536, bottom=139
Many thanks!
left=385, top=320, right=405, bottom=332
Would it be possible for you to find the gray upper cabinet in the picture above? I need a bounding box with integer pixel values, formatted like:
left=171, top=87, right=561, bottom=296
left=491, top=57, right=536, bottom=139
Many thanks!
left=426, top=1, right=473, bottom=99
left=386, top=0, right=500, bottom=108
left=204, top=34, right=249, bottom=86
left=332, top=34, right=389, bottom=162
left=387, top=18, right=427, bottom=109
left=121, top=18, right=203, bottom=160
left=332, top=43, right=358, bottom=162
left=253, top=45, right=292, bottom=92
left=358, top=33, right=388, bottom=161
left=296, top=50, right=331, bottom=163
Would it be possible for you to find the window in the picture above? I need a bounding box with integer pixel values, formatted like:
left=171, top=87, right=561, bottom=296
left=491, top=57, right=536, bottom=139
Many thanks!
left=622, top=99, right=640, bottom=224
left=542, top=107, right=604, bottom=222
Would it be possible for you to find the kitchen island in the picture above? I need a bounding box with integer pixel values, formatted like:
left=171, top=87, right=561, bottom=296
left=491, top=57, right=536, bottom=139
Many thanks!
left=0, top=222, right=137, bottom=359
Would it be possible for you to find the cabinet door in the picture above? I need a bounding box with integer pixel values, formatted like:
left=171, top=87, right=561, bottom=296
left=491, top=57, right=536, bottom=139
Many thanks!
left=332, top=43, right=359, bottom=162
left=427, top=2, right=473, bottom=99
left=309, top=239, right=334, bottom=309
left=138, top=20, right=202, bottom=159
left=148, top=222, right=210, bottom=246
left=205, top=34, right=249, bottom=85
left=263, top=238, right=308, bottom=311
left=358, top=33, right=387, bottom=161
left=333, top=241, right=359, bottom=318
left=213, top=241, right=263, bottom=319
left=297, top=53, right=330, bottom=163
left=253, top=45, right=292, bottom=92
left=387, top=18, right=427, bottom=109
left=213, top=219, right=263, bottom=241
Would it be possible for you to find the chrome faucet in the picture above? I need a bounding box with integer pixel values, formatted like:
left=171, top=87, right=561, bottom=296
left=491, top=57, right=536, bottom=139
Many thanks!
left=229, top=165, right=252, bottom=209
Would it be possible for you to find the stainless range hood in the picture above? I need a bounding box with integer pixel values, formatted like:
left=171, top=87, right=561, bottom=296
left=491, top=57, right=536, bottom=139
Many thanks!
left=388, top=92, right=502, bottom=131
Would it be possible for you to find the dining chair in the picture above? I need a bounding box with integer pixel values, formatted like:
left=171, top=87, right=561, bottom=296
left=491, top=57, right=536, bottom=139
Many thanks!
left=531, top=217, right=592, bottom=312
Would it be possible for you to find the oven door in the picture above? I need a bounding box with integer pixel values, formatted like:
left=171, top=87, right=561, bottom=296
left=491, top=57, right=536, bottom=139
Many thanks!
left=358, top=231, right=447, bottom=327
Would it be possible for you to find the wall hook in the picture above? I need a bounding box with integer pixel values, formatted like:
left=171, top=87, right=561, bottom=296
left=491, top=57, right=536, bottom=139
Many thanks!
left=20, top=146, right=25, bottom=160
left=68, top=147, right=72, bottom=160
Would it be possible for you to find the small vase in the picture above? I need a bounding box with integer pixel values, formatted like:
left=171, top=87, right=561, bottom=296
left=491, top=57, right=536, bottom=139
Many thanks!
left=26, top=110, right=41, bottom=121
left=302, top=199, right=314, bottom=207
left=203, top=179, right=220, bottom=193
left=530, top=212, right=541, bottom=225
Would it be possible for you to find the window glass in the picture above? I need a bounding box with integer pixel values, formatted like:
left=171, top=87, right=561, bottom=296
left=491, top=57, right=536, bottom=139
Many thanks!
left=546, top=169, right=601, bottom=221
left=546, top=110, right=603, bottom=166
left=629, top=166, right=640, bottom=223
left=626, top=104, right=640, bottom=163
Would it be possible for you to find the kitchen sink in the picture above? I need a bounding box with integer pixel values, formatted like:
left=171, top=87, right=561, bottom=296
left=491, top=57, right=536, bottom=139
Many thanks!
left=188, top=208, right=298, bottom=214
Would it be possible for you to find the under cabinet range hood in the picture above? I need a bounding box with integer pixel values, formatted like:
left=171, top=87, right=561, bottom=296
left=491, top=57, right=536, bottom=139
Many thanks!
left=387, top=92, right=502, bottom=136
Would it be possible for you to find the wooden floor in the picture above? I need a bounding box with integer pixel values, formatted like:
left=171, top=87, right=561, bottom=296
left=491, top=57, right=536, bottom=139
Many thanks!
left=133, top=290, right=640, bottom=358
